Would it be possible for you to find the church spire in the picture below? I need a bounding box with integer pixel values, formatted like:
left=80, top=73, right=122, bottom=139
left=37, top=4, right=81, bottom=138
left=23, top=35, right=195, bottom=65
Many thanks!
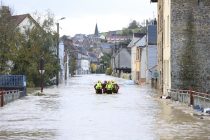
left=94, top=23, right=99, bottom=36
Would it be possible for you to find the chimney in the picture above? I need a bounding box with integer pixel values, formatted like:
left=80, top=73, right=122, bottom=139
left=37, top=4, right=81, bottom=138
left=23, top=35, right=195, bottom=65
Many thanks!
left=154, top=18, right=157, bottom=25
left=0, top=6, right=12, bottom=16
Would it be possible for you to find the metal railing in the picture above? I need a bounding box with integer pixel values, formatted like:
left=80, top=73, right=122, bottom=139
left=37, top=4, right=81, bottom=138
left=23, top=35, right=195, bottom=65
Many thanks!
left=167, top=89, right=210, bottom=109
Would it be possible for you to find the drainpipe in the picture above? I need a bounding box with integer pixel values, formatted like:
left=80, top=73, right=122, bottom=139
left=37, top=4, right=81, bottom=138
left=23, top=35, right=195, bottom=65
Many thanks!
left=189, top=87, right=194, bottom=106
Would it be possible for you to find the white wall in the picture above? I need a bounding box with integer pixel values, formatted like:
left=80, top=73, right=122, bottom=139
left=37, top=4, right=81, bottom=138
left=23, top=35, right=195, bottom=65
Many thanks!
left=59, top=42, right=65, bottom=81
left=81, top=59, right=90, bottom=73
left=163, top=0, right=171, bottom=95
left=146, top=45, right=158, bottom=83
left=18, top=17, right=35, bottom=33
left=141, top=47, right=147, bottom=80
left=131, top=46, right=136, bottom=81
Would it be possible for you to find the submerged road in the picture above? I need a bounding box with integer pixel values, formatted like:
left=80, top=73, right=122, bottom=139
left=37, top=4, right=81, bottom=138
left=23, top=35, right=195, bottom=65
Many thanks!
left=0, top=74, right=209, bottom=140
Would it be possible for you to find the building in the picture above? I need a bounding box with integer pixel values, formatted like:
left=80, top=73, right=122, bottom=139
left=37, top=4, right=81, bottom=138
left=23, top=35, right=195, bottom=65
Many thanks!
left=58, top=41, right=65, bottom=81
left=128, top=33, right=145, bottom=82
left=111, top=47, right=131, bottom=78
left=146, top=22, right=158, bottom=84
left=152, top=0, right=210, bottom=94
left=129, top=21, right=157, bottom=85
left=134, top=35, right=147, bottom=84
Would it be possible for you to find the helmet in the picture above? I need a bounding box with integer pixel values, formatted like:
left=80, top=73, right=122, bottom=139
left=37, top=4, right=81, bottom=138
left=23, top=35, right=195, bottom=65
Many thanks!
left=98, top=80, right=101, bottom=83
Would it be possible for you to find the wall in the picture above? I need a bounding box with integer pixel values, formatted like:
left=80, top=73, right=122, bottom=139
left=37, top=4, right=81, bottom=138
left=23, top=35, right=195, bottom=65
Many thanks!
left=131, top=46, right=136, bottom=80
left=171, top=0, right=210, bottom=93
left=18, top=16, right=35, bottom=34
left=146, top=45, right=158, bottom=83
left=141, top=47, right=147, bottom=82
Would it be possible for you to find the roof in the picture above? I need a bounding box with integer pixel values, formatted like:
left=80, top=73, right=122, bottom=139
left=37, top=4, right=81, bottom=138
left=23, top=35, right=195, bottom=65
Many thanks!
left=100, top=43, right=112, bottom=49
left=133, top=33, right=145, bottom=38
left=11, top=14, right=28, bottom=27
left=88, top=52, right=97, bottom=58
left=94, top=23, right=99, bottom=36
left=147, top=25, right=157, bottom=45
left=10, top=14, right=42, bottom=30
left=77, top=46, right=88, bottom=56
left=135, top=35, right=146, bottom=47
left=127, top=33, right=146, bottom=48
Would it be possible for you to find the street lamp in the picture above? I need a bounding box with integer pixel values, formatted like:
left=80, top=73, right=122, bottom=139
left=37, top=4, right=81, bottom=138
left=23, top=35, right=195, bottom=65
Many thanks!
left=56, top=17, right=66, bottom=86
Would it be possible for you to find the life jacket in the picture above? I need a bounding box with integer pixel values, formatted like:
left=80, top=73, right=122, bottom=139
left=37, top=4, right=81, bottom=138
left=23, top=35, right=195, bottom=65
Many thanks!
left=113, top=84, right=119, bottom=90
left=96, top=83, right=102, bottom=89
left=106, top=83, right=113, bottom=90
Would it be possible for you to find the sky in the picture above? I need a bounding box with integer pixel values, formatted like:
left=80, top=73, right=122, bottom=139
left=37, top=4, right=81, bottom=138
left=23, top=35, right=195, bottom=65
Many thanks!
left=2, top=0, right=157, bottom=37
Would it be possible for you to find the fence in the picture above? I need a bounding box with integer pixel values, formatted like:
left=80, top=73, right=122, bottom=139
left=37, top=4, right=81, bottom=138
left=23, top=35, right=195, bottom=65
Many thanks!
left=0, top=75, right=26, bottom=107
left=0, top=90, right=21, bottom=107
left=167, top=89, right=210, bottom=109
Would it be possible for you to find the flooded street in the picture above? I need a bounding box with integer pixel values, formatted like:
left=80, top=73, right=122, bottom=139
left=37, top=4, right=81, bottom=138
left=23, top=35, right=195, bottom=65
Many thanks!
left=0, top=74, right=210, bottom=140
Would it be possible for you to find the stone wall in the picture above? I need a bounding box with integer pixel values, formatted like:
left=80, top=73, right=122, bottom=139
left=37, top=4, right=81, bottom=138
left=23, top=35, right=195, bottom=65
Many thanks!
left=171, top=0, right=210, bottom=92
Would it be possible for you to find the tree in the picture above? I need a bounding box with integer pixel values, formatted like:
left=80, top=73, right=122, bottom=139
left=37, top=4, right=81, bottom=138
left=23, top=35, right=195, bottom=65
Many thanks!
left=122, top=20, right=146, bottom=36
left=0, top=6, right=18, bottom=73
left=11, top=11, right=59, bottom=87
left=128, top=20, right=139, bottom=29
left=69, top=55, right=77, bottom=76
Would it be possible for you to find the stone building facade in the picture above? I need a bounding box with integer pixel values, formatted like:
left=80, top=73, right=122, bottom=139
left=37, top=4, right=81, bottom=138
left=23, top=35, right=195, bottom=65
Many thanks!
left=171, top=0, right=210, bottom=93
left=152, top=0, right=210, bottom=94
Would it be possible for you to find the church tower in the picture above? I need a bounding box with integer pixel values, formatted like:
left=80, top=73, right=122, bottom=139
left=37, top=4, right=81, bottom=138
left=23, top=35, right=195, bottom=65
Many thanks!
left=94, top=23, right=99, bottom=36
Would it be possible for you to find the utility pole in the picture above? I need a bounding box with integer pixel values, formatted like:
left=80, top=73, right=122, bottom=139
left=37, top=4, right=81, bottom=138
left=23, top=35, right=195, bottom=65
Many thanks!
left=56, top=22, right=59, bottom=86
left=56, top=17, right=65, bottom=86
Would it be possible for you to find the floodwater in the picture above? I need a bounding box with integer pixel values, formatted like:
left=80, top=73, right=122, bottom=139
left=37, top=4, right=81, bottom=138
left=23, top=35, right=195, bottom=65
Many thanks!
left=0, top=74, right=209, bottom=140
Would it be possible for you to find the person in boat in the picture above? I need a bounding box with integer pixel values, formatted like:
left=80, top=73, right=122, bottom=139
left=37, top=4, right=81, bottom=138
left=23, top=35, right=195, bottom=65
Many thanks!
left=105, top=81, right=113, bottom=94
left=94, top=80, right=102, bottom=94
left=112, top=80, right=119, bottom=93
left=102, top=80, right=107, bottom=94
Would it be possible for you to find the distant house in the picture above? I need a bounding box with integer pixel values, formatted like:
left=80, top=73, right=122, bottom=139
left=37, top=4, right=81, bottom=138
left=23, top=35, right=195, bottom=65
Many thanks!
left=11, top=14, right=40, bottom=33
left=128, top=33, right=145, bottom=82
left=76, top=46, right=90, bottom=75
left=100, top=43, right=112, bottom=54
left=106, top=35, right=131, bottom=44
left=133, top=35, right=147, bottom=84
left=111, top=47, right=131, bottom=77
left=129, top=21, right=157, bottom=85
left=1, top=6, right=42, bottom=73
left=76, top=53, right=90, bottom=75
left=88, top=52, right=98, bottom=64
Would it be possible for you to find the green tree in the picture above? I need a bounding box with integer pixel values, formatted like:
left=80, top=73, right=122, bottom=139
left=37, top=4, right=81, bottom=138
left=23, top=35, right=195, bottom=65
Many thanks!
left=69, top=55, right=77, bottom=76
left=128, top=20, right=139, bottom=29
left=11, top=11, right=59, bottom=87
left=0, top=6, right=18, bottom=73
left=122, top=20, right=146, bottom=36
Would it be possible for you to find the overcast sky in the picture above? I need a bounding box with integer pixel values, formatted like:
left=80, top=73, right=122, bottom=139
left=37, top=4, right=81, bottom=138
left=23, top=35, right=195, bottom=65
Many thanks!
left=2, top=0, right=157, bottom=36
